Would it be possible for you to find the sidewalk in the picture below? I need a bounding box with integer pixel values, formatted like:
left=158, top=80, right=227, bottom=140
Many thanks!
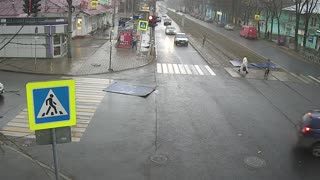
left=0, top=29, right=152, bottom=76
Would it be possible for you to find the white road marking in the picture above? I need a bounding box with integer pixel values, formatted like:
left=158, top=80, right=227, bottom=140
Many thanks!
left=162, top=64, right=168, bottom=74
left=189, top=65, right=199, bottom=75
left=157, top=63, right=162, bottom=73
left=204, top=65, right=216, bottom=76
left=173, top=64, right=181, bottom=74
left=308, top=75, right=320, bottom=84
left=184, top=65, right=192, bottom=74
left=290, top=73, right=309, bottom=83
left=300, top=74, right=314, bottom=83
left=167, top=64, right=174, bottom=74
left=195, top=65, right=204, bottom=75
left=178, top=64, right=187, bottom=74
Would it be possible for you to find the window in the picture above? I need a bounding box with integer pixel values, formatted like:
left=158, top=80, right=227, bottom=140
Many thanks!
left=54, top=47, right=61, bottom=56
left=53, top=35, right=60, bottom=45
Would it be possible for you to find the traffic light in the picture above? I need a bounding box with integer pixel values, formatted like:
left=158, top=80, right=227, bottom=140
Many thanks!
left=31, top=0, right=41, bottom=15
left=148, top=15, right=157, bottom=27
left=23, top=0, right=30, bottom=15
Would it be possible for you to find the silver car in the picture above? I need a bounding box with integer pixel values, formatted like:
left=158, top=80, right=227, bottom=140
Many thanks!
left=0, top=82, right=4, bottom=95
left=174, top=33, right=189, bottom=46
left=165, top=26, right=176, bottom=35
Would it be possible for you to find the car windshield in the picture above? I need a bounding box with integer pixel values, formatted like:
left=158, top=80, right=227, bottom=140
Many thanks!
left=176, top=34, right=186, bottom=38
left=167, top=27, right=175, bottom=30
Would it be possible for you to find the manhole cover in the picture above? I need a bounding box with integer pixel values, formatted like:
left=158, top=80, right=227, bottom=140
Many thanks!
left=150, top=154, right=168, bottom=164
left=244, top=156, right=266, bottom=168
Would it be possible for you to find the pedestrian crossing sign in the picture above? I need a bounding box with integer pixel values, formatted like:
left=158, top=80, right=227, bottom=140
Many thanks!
left=26, top=79, right=76, bottom=131
left=138, top=20, right=148, bottom=31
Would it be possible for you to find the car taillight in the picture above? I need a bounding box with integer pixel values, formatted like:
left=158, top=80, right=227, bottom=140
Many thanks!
left=302, top=126, right=311, bottom=133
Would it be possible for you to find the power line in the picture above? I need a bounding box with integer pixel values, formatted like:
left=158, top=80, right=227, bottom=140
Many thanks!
left=0, top=25, right=24, bottom=51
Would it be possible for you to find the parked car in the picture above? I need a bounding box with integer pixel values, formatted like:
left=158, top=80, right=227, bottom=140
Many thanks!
left=224, top=24, right=235, bottom=30
left=240, top=25, right=257, bottom=39
left=204, top=17, right=213, bottom=23
left=217, top=21, right=225, bottom=28
left=164, top=18, right=172, bottom=26
left=165, top=26, right=177, bottom=35
left=174, top=33, right=189, bottom=46
left=0, top=82, right=4, bottom=95
left=297, top=110, right=320, bottom=157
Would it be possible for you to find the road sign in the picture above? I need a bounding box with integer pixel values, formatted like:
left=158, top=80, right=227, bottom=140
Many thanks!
left=254, top=14, right=260, bottom=21
left=138, top=20, right=148, bottom=31
left=26, top=79, right=76, bottom=130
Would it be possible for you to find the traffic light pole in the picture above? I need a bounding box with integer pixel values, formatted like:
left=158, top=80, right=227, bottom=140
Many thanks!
left=67, top=0, right=72, bottom=58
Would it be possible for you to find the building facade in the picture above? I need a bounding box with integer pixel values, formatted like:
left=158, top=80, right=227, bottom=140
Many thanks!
left=0, top=0, right=112, bottom=58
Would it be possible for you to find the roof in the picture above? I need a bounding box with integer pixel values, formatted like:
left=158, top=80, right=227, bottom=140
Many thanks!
left=0, top=0, right=112, bottom=18
left=283, top=2, right=320, bottom=14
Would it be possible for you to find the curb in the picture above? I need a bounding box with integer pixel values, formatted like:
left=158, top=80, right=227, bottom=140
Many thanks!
left=0, top=55, right=155, bottom=76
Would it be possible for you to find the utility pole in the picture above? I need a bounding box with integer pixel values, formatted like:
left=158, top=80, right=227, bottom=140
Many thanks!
left=67, top=0, right=72, bottom=58
left=109, top=0, right=116, bottom=71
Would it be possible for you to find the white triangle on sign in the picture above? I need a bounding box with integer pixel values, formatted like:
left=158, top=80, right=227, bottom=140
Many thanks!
left=36, top=89, right=68, bottom=118
left=141, top=23, right=146, bottom=28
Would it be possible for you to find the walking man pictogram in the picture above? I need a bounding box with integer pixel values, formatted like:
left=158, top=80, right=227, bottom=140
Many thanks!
left=42, top=94, right=62, bottom=116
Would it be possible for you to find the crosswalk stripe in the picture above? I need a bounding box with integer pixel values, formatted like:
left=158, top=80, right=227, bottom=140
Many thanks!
left=290, top=73, right=309, bottom=83
left=300, top=74, right=314, bottom=83
left=173, top=64, right=181, bottom=74
left=308, top=75, right=320, bottom=84
left=184, top=65, right=192, bottom=74
left=178, top=64, right=187, bottom=74
left=157, top=63, right=162, bottom=73
left=189, top=65, right=199, bottom=75
left=195, top=65, right=204, bottom=75
left=167, top=64, right=174, bottom=74
left=205, top=65, right=216, bottom=76
left=162, top=64, right=168, bottom=74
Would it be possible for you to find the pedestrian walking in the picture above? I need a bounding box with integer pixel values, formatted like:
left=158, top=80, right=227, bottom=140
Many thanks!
left=202, top=35, right=206, bottom=46
left=132, top=37, right=137, bottom=50
left=264, top=59, right=272, bottom=80
left=238, top=56, right=249, bottom=74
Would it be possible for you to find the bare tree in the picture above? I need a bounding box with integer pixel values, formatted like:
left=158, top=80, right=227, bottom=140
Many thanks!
left=271, top=0, right=284, bottom=43
left=240, top=0, right=258, bottom=25
left=261, top=0, right=272, bottom=39
left=294, top=0, right=308, bottom=51
left=302, top=0, right=319, bottom=48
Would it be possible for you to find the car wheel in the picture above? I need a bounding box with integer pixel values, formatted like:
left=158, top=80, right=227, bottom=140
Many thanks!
left=186, top=43, right=188, bottom=46
left=312, top=143, right=320, bottom=157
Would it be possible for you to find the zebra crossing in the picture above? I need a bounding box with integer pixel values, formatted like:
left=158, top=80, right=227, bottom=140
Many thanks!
left=157, top=63, right=216, bottom=76
left=0, top=77, right=112, bottom=142
left=224, top=67, right=320, bottom=85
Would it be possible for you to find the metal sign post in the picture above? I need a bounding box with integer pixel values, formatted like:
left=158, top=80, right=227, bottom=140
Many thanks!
left=34, top=27, right=38, bottom=71
left=51, top=128, right=60, bottom=180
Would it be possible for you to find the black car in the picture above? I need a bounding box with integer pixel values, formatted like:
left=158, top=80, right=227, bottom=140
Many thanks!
left=164, top=18, right=172, bottom=26
left=297, top=110, right=320, bottom=157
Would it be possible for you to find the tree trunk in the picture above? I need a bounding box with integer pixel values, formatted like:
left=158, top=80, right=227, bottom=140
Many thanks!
left=270, top=15, right=274, bottom=41
left=277, top=16, right=281, bottom=44
left=303, top=15, right=310, bottom=48
left=264, top=16, right=269, bottom=39
left=294, top=13, right=300, bottom=51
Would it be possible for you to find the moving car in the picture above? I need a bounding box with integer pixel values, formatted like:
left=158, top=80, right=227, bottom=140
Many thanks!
left=164, top=18, right=172, bottom=26
left=240, top=26, right=257, bottom=39
left=174, top=33, right=189, bottom=46
left=165, top=26, right=176, bottom=35
left=0, top=82, right=4, bottom=95
left=297, top=110, right=320, bottom=157
left=224, top=24, right=235, bottom=30
left=156, top=16, right=161, bottom=22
